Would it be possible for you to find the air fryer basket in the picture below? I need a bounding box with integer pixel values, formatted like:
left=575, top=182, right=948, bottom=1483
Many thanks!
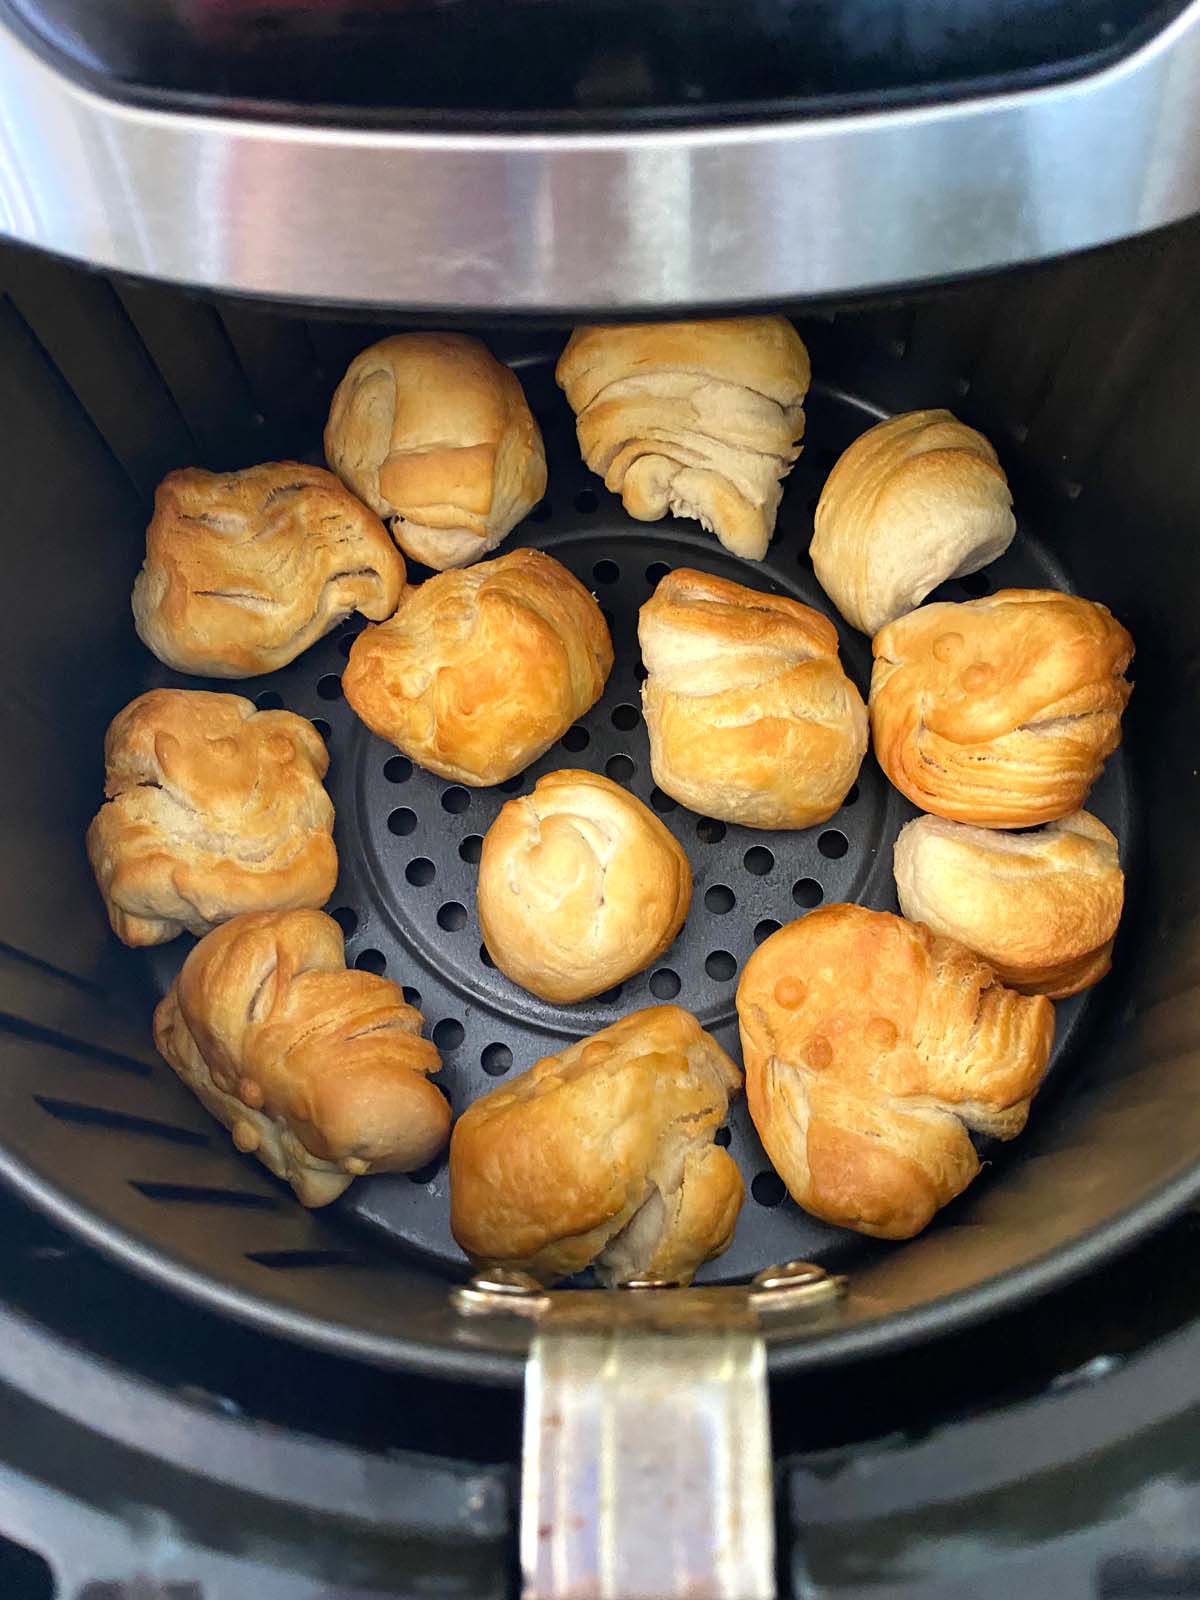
left=0, top=221, right=1197, bottom=1386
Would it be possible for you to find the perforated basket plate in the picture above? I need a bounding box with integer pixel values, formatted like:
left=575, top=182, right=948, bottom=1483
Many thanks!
left=144, top=362, right=1133, bottom=1286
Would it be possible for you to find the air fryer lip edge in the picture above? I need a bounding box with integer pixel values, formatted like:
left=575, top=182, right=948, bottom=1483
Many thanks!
left=2, top=1112, right=1198, bottom=1389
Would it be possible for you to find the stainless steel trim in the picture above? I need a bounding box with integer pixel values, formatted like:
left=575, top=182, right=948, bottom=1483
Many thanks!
left=523, top=1323, right=773, bottom=1600
left=3, top=8, right=1200, bottom=311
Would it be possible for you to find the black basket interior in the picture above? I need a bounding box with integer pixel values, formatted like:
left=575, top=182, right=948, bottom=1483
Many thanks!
left=0, top=223, right=1198, bottom=1383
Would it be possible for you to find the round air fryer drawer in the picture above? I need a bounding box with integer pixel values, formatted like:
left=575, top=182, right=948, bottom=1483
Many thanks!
left=133, top=355, right=1136, bottom=1287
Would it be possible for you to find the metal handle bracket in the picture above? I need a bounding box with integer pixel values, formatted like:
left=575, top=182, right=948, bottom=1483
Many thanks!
left=523, top=1317, right=773, bottom=1600
left=453, top=1264, right=845, bottom=1600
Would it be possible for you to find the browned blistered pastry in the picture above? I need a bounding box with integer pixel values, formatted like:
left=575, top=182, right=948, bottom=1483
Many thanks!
left=556, top=317, right=811, bottom=560
left=810, top=409, right=1015, bottom=636
left=132, top=462, right=405, bottom=677
left=736, top=904, right=1055, bottom=1240
left=154, top=909, right=449, bottom=1206
left=638, top=567, right=867, bottom=828
left=893, top=810, right=1124, bottom=998
left=324, top=333, right=547, bottom=570
left=478, top=769, right=692, bottom=1002
left=343, top=548, right=613, bottom=785
left=450, top=1006, right=743, bottom=1284
left=870, top=589, right=1133, bottom=827
left=87, top=689, right=337, bottom=947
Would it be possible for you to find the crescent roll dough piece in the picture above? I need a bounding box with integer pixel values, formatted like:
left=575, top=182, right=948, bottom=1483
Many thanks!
left=132, top=462, right=405, bottom=677
left=893, top=810, right=1124, bottom=998
left=870, top=589, right=1133, bottom=827
left=154, top=909, right=450, bottom=1206
left=478, top=769, right=692, bottom=1003
left=87, top=689, right=337, bottom=947
left=449, top=1005, right=743, bottom=1285
left=324, top=333, right=547, bottom=570
left=736, top=904, right=1055, bottom=1240
left=343, top=548, right=613, bottom=785
left=556, top=317, right=811, bottom=560
left=810, top=410, right=1015, bottom=636
left=638, top=567, right=867, bottom=828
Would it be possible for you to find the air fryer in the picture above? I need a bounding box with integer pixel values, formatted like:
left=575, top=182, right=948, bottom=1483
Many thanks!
left=3, top=1, right=1200, bottom=1594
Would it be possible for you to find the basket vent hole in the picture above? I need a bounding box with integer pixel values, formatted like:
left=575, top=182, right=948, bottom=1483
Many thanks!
left=311, top=718, right=332, bottom=740
left=388, top=808, right=417, bottom=837
left=34, top=1096, right=209, bottom=1147
left=385, top=755, right=413, bottom=783
left=751, top=1171, right=786, bottom=1208
left=650, top=787, right=677, bottom=813
left=482, top=1042, right=513, bottom=1076
left=606, top=754, right=635, bottom=783
left=562, top=724, right=590, bottom=753
left=705, top=885, right=735, bottom=915
left=705, top=951, right=736, bottom=982
left=255, top=690, right=284, bottom=710
left=460, top=834, right=484, bottom=864
left=697, top=818, right=726, bottom=844
left=355, top=948, right=387, bottom=974
left=818, top=830, right=849, bottom=860
left=0, top=1536, right=52, bottom=1600
left=792, top=878, right=823, bottom=908
left=649, top=968, right=681, bottom=1000
left=247, top=1249, right=365, bottom=1270
left=645, top=561, right=670, bottom=586
left=575, top=490, right=599, bottom=514
left=592, top=557, right=619, bottom=582
left=406, top=857, right=436, bottom=886
left=316, top=674, right=343, bottom=701
left=331, top=905, right=358, bottom=937
left=498, top=774, right=525, bottom=794
left=529, top=499, right=552, bottom=523
left=131, top=1181, right=280, bottom=1211
left=743, top=846, right=774, bottom=876
left=611, top=703, right=639, bottom=732
left=714, top=1126, right=732, bottom=1148
left=960, top=571, right=991, bottom=597
left=403, top=986, right=422, bottom=1009
left=842, top=784, right=860, bottom=808
left=595, top=984, right=624, bottom=1005
left=754, top=919, right=781, bottom=945
left=437, top=902, right=467, bottom=932
left=433, top=1018, right=465, bottom=1051
left=479, top=942, right=497, bottom=969
left=441, top=786, right=470, bottom=815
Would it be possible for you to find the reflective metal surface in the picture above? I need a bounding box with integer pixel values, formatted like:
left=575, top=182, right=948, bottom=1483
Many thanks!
left=2, top=2, right=1200, bottom=309
left=523, top=1315, right=773, bottom=1599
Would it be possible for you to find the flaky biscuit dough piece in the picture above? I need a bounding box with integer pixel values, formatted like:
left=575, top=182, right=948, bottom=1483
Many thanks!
left=638, top=567, right=867, bottom=828
left=343, top=548, right=613, bottom=785
left=893, top=810, right=1123, bottom=998
left=87, top=690, right=337, bottom=947
left=132, top=462, right=405, bottom=677
left=450, top=1006, right=743, bottom=1284
left=154, top=909, right=449, bottom=1205
left=810, top=410, right=1015, bottom=636
left=478, top=769, right=691, bottom=1002
left=736, top=904, right=1055, bottom=1239
left=556, top=317, right=810, bottom=560
left=870, top=589, right=1133, bottom=827
left=324, top=333, right=547, bottom=570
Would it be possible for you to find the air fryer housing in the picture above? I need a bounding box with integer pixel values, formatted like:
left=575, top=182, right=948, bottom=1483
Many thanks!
left=3, top=1, right=1200, bottom=1592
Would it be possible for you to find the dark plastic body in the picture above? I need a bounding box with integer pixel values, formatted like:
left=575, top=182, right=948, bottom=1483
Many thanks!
left=1, top=0, right=1187, bottom=124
